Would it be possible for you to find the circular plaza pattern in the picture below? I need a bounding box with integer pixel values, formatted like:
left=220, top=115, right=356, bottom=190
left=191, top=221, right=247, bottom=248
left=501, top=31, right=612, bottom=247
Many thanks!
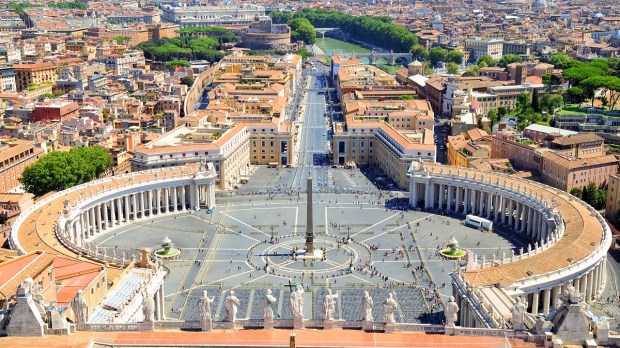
left=8, top=162, right=611, bottom=329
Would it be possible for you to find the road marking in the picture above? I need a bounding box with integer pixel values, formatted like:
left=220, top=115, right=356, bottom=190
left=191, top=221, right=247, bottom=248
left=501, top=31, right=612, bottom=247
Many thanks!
left=351, top=212, right=402, bottom=238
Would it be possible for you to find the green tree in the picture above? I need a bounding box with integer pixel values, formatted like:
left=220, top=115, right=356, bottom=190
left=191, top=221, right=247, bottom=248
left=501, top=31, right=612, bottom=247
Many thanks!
left=180, top=76, right=194, bottom=87
left=548, top=52, right=581, bottom=69
left=477, top=54, right=495, bottom=67
left=540, top=94, right=564, bottom=114
left=463, top=64, right=479, bottom=77
left=288, top=18, right=316, bottom=44
left=582, top=182, right=600, bottom=208
left=267, top=11, right=293, bottom=24
left=487, top=109, right=498, bottom=130
left=446, top=50, right=464, bottom=65
left=566, top=86, right=584, bottom=103
left=580, top=75, right=620, bottom=110
left=398, top=95, right=414, bottom=100
left=295, top=49, right=314, bottom=59
left=410, top=44, right=429, bottom=61
left=531, top=89, right=540, bottom=112
left=516, top=93, right=530, bottom=114
left=542, top=73, right=562, bottom=91
left=498, top=54, right=523, bottom=68
left=447, top=62, right=460, bottom=75
left=429, top=47, right=448, bottom=67
left=20, top=146, right=111, bottom=197
left=165, top=59, right=191, bottom=68
left=497, top=106, right=508, bottom=117
left=291, top=8, right=418, bottom=52
left=570, top=187, right=583, bottom=199
left=113, top=36, right=131, bottom=45
left=562, top=65, right=605, bottom=87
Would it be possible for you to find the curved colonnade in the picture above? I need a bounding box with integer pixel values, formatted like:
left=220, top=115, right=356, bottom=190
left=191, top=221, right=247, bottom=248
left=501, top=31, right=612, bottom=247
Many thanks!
left=9, top=165, right=216, bottom=268
left=408, top=162, right=611, bottom=328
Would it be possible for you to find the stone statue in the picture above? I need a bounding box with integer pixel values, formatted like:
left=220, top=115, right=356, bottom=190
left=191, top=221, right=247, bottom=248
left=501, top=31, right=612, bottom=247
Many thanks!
left=361, top=291, right=374, bottom=322
left=322, top=289, right=338, bottom=321
left=71, top=289, right=88, bottom=324
left=445, top=296, right=459, bottom=326
left=199, top=290, right=214, bottom=331
left=383, top=293, right=397, bottom=325
left=223, top=290, right=240, bottom=322
left=262, top=289, right=278, bottom=321
left=290, top=283, right=304, bottom=323
left=511, top=297, right=527, bottom=330
left=142, top=286, right=155, bottom=323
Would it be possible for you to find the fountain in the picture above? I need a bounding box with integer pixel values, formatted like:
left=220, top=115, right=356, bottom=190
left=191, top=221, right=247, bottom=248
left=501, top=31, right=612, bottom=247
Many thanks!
left=440, top=236, right=466, bottom=259
left=155, top=236, right=181, bottom=259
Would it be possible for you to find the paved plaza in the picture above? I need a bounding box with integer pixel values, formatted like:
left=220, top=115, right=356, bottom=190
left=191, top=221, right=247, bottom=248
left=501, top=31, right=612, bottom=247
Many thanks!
left=90, top=177, right=530, bottom=325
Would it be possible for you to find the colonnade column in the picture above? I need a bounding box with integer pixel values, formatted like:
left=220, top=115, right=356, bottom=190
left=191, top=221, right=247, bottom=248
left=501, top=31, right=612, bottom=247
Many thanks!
left=89, top=208, right=96, bottom=236
left=110, top=199, right=116, bottom=226
left=551, top=286, right=560, bottom=308
left=463, top=188, right=469, bottom=214
left=531, top=291, right=539, bottom=315
left=156, top=189, right=161, bottom=214
left=147, top=190, right=153, bottom=217
left=519, top=204, right=527, bottom=233
left=456, top=186, right=462, bottom=213
left=542, top=288, right=551, bottom=314
left=527, top=207, right=534, bottom=237
left=163, top=188, right=169, bottom=213
left=514, top=203, right=521, bottom=231
left=141, top=191, right=147, bottom=218
left=181, top=185, right=186, bottom=210
left=438, top=184, right=444, bottom=210
left=486, top=193, right=493, bottom=219
left=172, top=186, right=178, bottom=212
left=132, top=194, right=137, bottom=219
left=447, top=185, right=453, bottom=212
left=494, top=195, right=501, bottom=222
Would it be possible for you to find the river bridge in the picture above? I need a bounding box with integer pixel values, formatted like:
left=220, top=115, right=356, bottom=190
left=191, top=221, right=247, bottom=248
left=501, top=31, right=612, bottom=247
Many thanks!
left=314, top=50, right=413, bottom=65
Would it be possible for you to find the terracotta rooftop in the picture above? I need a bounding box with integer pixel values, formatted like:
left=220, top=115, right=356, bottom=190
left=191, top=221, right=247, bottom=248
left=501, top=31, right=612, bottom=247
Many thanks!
left=0, top=328, right=538, bottom=348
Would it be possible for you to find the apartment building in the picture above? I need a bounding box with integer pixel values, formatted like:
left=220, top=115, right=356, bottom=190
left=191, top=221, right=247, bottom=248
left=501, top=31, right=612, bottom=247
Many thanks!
left=0, top=140, right=44, bottom=193
left=13, top=62, right=58, bottom=92
left=541, top=152, right=618, bottom=191
left=464, top=37, right=504, bottom=61
left=161, top=4, right=265, bottom=28
left=0, top=66, right=16, bottom=93
left=446, top=128, right=492, bottom=168
left=130, top=121, right=293, bottom=189
left=493, top=125, right=619, bottom=191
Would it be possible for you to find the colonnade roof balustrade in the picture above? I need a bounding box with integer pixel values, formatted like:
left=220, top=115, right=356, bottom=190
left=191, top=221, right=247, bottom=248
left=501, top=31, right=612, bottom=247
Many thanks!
left=11, top=165, right=198, bottom=276
left=424, top=163, right=608, bottom=288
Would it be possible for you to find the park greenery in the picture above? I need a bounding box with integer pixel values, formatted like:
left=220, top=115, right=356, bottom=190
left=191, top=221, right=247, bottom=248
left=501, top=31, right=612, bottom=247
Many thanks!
left=136, top=36, right=227, bottom=63
left=176, top=27, right=240, bottom=44
left=20, top=146, right=112, bottom=197
left=7, top=1, right=85, bottom=17
left=113, top=36, right=132, bottom=45
left=295, top=49, right=314, bottom=59
left=427, top=47, right=464, bottom=67
left=165, top=59, right=191, bottom=68
left=555, top=55, right=620, bottom=110
left=48, top=1, right=87, bottom=9
left=269, top=9, right=418, bottom=53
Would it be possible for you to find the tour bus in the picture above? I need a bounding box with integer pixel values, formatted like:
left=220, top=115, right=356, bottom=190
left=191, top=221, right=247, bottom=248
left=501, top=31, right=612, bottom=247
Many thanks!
left=465, top=215, right=493, bottom=231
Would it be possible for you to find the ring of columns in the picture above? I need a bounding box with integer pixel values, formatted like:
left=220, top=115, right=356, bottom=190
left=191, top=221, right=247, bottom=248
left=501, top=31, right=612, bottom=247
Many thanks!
left=408, top=161, right=611, bottom=326
left=9, top=164, right=217, bottom=268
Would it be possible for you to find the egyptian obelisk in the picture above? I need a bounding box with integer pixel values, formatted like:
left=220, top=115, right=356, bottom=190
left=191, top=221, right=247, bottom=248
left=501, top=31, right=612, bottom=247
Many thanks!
left=305, top=174, right=314, bottom=255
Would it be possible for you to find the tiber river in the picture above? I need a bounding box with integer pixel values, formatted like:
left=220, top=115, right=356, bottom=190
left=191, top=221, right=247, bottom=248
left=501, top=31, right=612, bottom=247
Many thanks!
left=313, top=37, right=402, bottom=74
